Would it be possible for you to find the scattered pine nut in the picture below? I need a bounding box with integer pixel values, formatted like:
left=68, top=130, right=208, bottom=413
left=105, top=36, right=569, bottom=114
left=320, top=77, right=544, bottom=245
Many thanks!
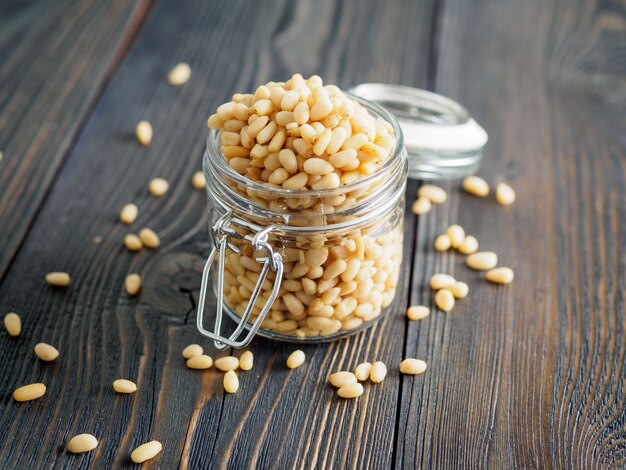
left=411, top=197, right=432, bottom=216
left=125, top=274, right=142, bottom=296
left=462, top=175, right=490, bottom=197
left=485, top=267, right=514, bottom=284
left=182, top=344, right=203, bottom=359
left=13, top=383, right=46, bottom=402
left=45, top=272, right=70, bottom=287
left=449, top=281, right=469, bottom=299
left=119, top=204, right=138, bottom=224
left=4, top=312, right=21, bottom=337
left=466, top=251, right=498, bottom=271
left=458, top=235, right=479, bottom=255
left=139, top=228, right=160, bottom=249
left=113, top=379, right=137, bottom=393
left=223, top=370, right=239, bottom=393
left=192, top=171, right=206, bottom=190
left=34, top=343, right=59, bottom=361
left=329, top=371, right=358, bottom=388
left=435, top=288, right=455, bottom=312
left=496, top=183, right=516, bottom=206
left=124, top=234, right=143, bottom=252
left=167, top=62, right=191, bottom=86
left=407, top=305, right=430, bottom=321
left=337, top=382, right=364, bottom=398
left=446, top=225, right=465, bottom=248
left=187, top=355, right=213, bottom=370
left=354, top=362, right=372, bottom=381
left=370, top=361, right=387, bottom=383
left=239, top=351, right=254, bottom=371
left=67, top=434, right=98, bottom=453
left=287, top=350, right=305, bottom=369
left=149, top=178, right=169, bottom=196
left=418, top=185, right=447, bottom=204
left=400, top=358, right=428, bottom=375
left=131, top=441, right=162, bottom=464
left=135, top=121, right=153, bottom=146
left=430, top=273, right=456, bottom=290
left=434, top=234, right=451, bottom=252
left=215, top=356, right=239, bottom=371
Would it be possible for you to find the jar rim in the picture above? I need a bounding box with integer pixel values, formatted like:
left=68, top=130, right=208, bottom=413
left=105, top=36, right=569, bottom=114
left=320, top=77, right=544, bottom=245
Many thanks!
left=204, top=93, right=405, bottom=197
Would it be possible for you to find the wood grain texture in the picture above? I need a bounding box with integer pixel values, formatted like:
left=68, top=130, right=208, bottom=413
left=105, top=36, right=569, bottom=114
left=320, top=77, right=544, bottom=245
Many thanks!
left=1, top=0, right=625, bottom=468
left=0, top=0, right=151, bottom=279
left=0, top=0, right=433, bottom=468
left=396, top=0, right=626, bottom=468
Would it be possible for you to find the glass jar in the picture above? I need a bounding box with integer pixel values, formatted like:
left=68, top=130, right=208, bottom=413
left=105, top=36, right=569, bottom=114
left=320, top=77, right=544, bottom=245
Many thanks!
left=197, top=96, right=408, bottom=349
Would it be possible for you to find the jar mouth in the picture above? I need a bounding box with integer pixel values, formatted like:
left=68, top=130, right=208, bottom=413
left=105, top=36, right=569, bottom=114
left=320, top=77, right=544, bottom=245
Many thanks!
left=204, top=93, right=405, bottom=198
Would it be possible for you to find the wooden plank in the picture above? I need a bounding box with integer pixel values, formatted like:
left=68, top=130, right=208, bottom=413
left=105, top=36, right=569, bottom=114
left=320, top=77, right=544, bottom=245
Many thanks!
left=397, top=0, right=626, bottom=467
left=0, top=0, right=435, bottom=468
left=0, top=0, right=151, bottom=279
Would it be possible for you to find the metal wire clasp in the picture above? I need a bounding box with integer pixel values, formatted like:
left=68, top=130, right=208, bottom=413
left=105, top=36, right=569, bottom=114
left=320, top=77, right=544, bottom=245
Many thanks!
left=196, top=211, right=283, bottom=350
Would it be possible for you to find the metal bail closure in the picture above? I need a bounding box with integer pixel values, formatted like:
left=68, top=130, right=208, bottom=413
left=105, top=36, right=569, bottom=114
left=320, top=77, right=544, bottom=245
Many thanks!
left=196, top=211, right=283, bottom=350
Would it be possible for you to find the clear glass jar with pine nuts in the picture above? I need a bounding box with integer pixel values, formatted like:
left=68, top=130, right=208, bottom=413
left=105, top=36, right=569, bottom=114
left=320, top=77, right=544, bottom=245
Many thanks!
left=197, top=76, right=407, bottom=347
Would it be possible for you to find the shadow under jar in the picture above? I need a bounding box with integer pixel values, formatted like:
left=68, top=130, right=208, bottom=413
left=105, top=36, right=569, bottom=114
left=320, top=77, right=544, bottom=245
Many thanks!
left=199, top=96, right=408, bottom=348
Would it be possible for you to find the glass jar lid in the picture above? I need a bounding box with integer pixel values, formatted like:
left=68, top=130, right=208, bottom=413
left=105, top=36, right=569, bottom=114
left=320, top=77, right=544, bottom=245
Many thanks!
left=349, top=83, right=488, bottom=180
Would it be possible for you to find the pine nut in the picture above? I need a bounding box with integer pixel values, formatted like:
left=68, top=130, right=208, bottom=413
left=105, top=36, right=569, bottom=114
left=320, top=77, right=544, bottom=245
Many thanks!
left=303, top=158, right=333, bottom=175
left=167, top=62, right=191, bottom=86
left=149, top=178, right=169, bottom=196
left=34, top=343, right=59, bottom=361
left=113, top=379, right=137, bottom=393
left=136, top=121, right=153, bottom=146
left=45, top=272, right=70, bottom=287
left=131, top=441, right=162, bottom=464
left=4, top=312, right=21, bottom=337
left=485, top=267, right=514, bottom=284
left=449, top=281, right=469, bottom=298
left=434, top=234, right=451, bottom=252
left=400, top=358, right=427, bottom=375
left=411, top=197, right=431, bottom=215
left=446, top=225, right=465, bottom=248
left=435, top=288, right=455, bottom=312
left=182, top=344, right=203, bottom=359
left=466, top=252, right=498, bottom=271
left=120, top=204, right=138, bottom=224
left=187, top=355, right=213, bottom=369
left=407, top=305, right=429, bottom=320
left=370, top=361, right=387, bottom=383
left=337, top=382, right=364, bottom=398
left=124, top=234, right=143, bottom=252
left=430, top=273, right=456, bottom=290
left=458, top=235, right=479, bottom=255
left=192, top=171, right=206, bottom=189
left=462, top=175, right=489, bottom=197
left=139, top=228, right=160, bottom=249
left=215, top=356, right=239, bottom=371
left=224, top=370, right=239, bottom=393
left=125, top=274, right=141, bottom=296
left=239, top=351, right=254, bottom=371
left=354, top=362, right=372, bottom=381
left=496, top=183, right=516, bottom=206
left=68, top=434, right=98, bottom=453
left=418, top=185, right=447, bottom=204
left=329, top=371, right=358, bottom=388
left=13, top=383, right=46, bottom=402
left=287, top=350, right=305, bottom=369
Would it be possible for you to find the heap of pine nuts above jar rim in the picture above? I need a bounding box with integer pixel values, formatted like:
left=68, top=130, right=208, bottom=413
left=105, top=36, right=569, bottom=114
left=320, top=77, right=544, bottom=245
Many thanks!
left=207, top=74, right=397, bottom=194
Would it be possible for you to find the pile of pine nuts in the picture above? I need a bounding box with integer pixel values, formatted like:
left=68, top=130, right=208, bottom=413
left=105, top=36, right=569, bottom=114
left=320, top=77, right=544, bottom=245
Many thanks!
left=208, top=74, right=396, bottom=195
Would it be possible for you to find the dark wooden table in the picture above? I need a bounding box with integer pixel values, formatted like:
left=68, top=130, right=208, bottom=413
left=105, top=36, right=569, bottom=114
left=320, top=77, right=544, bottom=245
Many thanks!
left=1, top=0, right=625, bottom=468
